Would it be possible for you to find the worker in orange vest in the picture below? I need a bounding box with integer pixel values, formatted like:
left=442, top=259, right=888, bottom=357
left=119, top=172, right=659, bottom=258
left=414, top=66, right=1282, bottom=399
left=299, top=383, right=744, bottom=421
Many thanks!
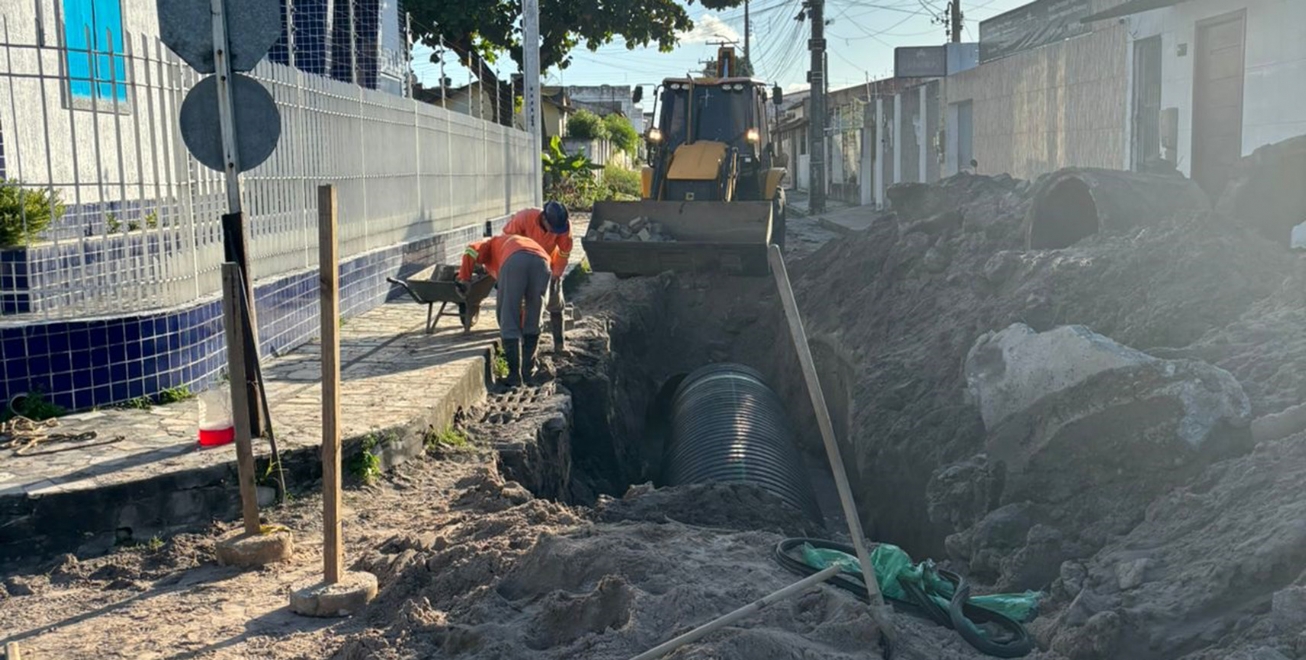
left=503, top=201, right=572, bottom=278
left=457, top=234, right=551, bottom=387
left=503, top=201, right=571, bottom=357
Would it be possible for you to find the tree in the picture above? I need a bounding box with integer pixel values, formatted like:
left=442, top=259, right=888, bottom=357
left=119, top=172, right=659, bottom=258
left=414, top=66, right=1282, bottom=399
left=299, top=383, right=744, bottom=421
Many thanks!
left=567, top=110, right=608, bottom=141
left=406, top=0, right=747, bottom=73
left=603, top=114, right=639, bottom=154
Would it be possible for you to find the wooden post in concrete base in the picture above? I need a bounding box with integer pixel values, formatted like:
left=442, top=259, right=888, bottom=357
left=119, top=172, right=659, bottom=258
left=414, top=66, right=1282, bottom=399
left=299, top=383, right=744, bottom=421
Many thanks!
left=214, top=264, right=294, bottom=568
left=221, top=263, right=261, bottom=536
left=290, top=184, right=377, bottom=617
left=319, top=185, right=343, bottom=585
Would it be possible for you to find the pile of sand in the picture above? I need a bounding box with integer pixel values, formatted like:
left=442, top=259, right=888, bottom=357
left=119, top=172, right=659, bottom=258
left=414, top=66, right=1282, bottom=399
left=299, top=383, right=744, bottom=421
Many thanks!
left=775, top=166, right=1306, bottom=660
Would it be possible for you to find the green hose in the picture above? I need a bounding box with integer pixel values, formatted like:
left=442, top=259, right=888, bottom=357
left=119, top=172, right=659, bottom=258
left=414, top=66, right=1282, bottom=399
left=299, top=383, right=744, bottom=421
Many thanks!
left=772, top=537, right=1037, bottom=658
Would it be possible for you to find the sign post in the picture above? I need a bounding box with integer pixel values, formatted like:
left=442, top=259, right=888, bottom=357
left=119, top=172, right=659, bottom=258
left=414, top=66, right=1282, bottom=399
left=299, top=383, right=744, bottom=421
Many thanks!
left=160, top=0, right=289, bottom=567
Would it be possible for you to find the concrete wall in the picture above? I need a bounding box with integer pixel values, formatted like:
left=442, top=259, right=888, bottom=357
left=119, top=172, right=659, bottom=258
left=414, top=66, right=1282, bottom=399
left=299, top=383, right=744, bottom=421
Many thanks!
left=561, top=137, right=629, bottom=169
left=946, top=22, right=1129, bottom=180
left=1125, top=0, right=1306, bottom=175
left=567, top=85, right=644, bottom=134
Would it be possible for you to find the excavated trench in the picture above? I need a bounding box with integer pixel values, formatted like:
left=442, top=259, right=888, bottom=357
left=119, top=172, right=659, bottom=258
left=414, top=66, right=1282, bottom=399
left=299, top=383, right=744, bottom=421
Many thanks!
left=515, top=273, right=870, bottom=538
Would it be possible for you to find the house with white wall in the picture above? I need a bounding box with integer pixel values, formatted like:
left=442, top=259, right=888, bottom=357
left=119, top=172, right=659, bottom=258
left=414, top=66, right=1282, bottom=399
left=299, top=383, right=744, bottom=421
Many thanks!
left=566, top=85, right=645, bottom=134
left=1085, top=0, right=1306, bottom=197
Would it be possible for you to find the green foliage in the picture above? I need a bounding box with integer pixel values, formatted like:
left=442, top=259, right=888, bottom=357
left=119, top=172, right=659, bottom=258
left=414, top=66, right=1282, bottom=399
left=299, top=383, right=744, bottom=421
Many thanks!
left=115, top=386, right=192, bottom=410
left=157, top=386, right=194, bottom=404
left=106, top=212, right=121, bottom=234
left=567, top=110, right=608, bottom=140
left=348, top=433, right=386, bottom=484
left=405, top=0, right=746, bottom=73
left=603, top=163, right=641, bottom=198
left=543, top=135, right=601, bottom=210
left=603, top=114, right=639, bottom=154
left=145, top=211, right=159, bottom=230
left=4, top=391, right=67, bottom=422
left=492, top=344, right=510, bottom=380
left=118, top=396, right=153, bottom=410
left=0, top=181, right=64, bottom=247
left=563, top=258, right=592, bottom=297
left=425, top=425, right=471, bottom=452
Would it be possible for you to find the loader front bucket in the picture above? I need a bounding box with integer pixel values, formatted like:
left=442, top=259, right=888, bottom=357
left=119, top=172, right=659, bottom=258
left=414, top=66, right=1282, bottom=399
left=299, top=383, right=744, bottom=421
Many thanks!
left=581, top=200, right=773, bottom=277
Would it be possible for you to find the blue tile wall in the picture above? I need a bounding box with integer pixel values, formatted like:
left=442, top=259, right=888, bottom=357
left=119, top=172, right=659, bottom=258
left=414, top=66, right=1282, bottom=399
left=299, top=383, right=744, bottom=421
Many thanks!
left=0, top=218, right=499, bottom=412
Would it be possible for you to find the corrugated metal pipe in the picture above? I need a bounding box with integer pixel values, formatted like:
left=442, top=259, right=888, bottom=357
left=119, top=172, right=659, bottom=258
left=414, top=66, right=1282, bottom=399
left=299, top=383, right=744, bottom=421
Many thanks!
left=662, top=363, right=823, bottom=521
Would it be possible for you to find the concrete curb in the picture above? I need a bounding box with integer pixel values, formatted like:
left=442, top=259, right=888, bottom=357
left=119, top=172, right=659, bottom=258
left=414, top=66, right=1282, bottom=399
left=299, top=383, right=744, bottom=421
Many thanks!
left=816, top=217, right=860, bottom=236
left=0, top=351, right=492, bottom=563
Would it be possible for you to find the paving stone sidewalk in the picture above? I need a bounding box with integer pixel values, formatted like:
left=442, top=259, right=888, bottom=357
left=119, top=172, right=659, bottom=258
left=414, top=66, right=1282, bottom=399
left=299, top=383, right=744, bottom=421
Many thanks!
left=0, top=302, right=499, bottom=499
left=0, top=215, right=592, bottom=501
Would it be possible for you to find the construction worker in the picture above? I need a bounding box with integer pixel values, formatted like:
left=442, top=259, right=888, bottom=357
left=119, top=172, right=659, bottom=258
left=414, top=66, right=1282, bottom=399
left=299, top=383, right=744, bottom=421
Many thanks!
left=503, top=200, right=572, bottom=358
left=503, top=201, right=572, bottom=278
left=457, top=234, right=550, bottom=387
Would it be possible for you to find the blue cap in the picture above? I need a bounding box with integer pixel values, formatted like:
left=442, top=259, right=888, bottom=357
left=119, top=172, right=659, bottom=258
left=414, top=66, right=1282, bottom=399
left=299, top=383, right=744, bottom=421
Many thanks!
left=543, top=201, right=570, bottom=234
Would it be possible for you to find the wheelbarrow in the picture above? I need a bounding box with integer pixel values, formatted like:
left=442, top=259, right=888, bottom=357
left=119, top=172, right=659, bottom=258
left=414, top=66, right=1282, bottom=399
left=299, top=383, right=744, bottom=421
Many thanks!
left=387, top=265, right=496, bottom=334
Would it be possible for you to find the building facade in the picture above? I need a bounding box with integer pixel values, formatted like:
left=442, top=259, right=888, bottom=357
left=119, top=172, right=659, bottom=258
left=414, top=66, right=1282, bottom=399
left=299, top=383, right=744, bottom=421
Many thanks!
left=566, top=85, right=644, bottom=134
left=945, top=0, right=1130, bottom=180
left=1095, top=0, right=1306, bottom=197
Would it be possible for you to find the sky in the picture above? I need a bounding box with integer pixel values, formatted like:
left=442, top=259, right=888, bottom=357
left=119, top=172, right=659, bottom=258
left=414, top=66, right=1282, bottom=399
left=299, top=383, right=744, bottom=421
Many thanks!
left=412, top=0, right=1032, bottom=98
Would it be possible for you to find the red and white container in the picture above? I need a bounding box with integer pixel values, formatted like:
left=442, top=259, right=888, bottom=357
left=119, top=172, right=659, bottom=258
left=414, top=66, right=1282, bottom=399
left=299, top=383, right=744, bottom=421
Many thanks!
left=198, top=385, right=235, bottom=447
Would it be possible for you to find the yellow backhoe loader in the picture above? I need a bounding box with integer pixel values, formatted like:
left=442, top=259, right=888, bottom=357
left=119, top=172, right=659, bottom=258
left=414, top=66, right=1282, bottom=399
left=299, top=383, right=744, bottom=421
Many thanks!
left=582, top=47, right=788, bottom=277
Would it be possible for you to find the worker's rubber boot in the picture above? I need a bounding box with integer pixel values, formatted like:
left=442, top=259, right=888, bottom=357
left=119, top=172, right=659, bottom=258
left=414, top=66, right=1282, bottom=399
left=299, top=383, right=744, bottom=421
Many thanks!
left=502, top=339, right=523, bottom=388
left=522, top=333, right=541, bottom=383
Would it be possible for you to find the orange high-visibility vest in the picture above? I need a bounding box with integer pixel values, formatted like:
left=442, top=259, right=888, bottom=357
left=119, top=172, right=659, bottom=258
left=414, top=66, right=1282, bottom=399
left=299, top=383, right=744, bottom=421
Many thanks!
left=458, top=234, right=549, bottom=282
left=503, top=207, right=573, bottom=278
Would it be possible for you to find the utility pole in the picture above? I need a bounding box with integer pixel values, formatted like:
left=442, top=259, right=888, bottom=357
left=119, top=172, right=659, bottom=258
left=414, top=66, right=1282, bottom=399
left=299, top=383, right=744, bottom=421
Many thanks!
left=523, top=0, right=543, bottom=203
left=806, top=0, right=827, bottom=214
left=950, top=0, right=963, bottom=43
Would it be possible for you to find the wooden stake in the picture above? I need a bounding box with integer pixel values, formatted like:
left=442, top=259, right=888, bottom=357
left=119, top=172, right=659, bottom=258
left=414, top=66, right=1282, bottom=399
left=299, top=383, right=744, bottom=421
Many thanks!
left=767, top=245, right=896, bottom=641
left=319, top=184, right=343, bottom=585
left=629, top=564, right=841, bottom=660
left=221, top=263, right=261, bottom=535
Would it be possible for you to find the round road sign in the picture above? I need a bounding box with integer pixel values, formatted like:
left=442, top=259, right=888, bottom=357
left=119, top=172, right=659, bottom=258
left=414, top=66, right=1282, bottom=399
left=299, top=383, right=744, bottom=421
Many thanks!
left=179, top=73, right=282, bottom=174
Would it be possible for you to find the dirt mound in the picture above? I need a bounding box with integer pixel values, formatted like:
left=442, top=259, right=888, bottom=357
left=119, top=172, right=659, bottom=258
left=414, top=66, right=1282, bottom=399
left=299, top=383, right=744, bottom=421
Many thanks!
left=338, top=463, right=896, bottom=660
left=1032, top=432, right=1306, bottom=660
left=594, top=481, right=825, bottom=537
left=0, top=531, right=216, bottom=598
left=783, top=172, right=1298, bottom=558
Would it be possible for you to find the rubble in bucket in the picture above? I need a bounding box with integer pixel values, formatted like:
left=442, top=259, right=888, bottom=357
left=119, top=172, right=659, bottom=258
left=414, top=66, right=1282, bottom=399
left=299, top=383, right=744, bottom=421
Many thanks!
left=585, top=216, right=675, bottom=242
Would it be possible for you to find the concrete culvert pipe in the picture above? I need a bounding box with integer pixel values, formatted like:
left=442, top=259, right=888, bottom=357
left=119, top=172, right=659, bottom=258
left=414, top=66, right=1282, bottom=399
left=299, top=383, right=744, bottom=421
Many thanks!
left=1025, top=168, right=1210, bottom=250
left=662, top=363, right=823, bottom=521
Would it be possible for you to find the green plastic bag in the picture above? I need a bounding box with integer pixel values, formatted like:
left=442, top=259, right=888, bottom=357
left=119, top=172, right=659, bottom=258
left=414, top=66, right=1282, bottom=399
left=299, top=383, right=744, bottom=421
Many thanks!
left=798, top=542, right=1040, bottom=624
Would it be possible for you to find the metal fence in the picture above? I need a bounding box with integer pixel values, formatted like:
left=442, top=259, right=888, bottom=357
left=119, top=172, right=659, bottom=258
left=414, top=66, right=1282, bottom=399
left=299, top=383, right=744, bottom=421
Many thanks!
left=0, top=15, right=536, bottom=321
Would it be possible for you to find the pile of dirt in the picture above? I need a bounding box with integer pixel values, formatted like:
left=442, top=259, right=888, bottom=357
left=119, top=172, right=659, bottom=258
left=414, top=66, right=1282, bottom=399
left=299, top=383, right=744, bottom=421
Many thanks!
left=1032, top=431, right=1306, bottom=660
left=769, top=166, right=1306, bottom=659
left=338, top=462, right=1020, bottom=660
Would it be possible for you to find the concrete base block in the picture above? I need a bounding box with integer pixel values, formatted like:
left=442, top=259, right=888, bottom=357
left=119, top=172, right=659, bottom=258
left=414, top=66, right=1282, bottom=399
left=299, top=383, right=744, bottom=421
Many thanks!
left=290, top=572, right=379, bottom=617
left=215, top=528, right=295, bottom=568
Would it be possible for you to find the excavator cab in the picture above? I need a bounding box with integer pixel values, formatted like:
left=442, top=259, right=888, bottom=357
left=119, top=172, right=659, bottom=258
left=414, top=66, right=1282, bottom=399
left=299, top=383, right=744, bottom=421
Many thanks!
left=582, top=48, right=788, bottom=278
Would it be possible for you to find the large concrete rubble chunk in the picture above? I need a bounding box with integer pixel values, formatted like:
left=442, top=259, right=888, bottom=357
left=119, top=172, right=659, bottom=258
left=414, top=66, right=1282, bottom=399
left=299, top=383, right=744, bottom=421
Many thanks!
left=966, top=323, right=1158, bottom=431
left=969, top=323, right=1251, bottom=477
